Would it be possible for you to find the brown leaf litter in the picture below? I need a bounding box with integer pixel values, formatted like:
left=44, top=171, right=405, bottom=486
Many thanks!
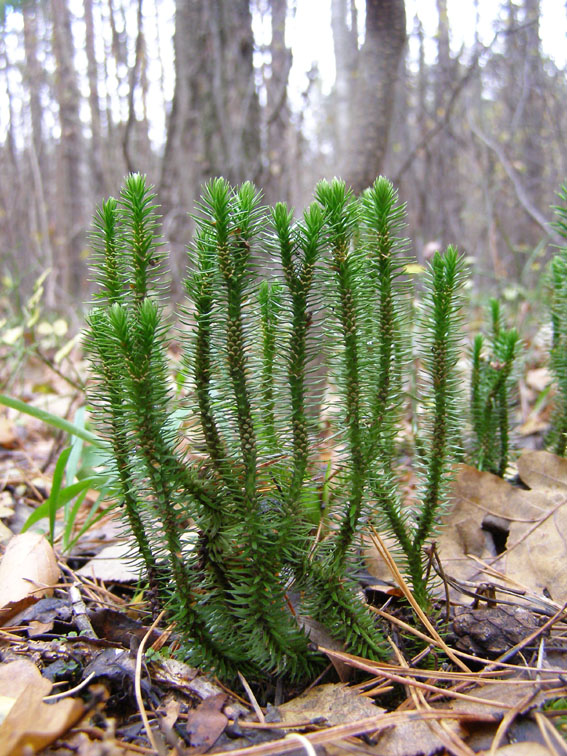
left=1, top=390, right=567, bottom=754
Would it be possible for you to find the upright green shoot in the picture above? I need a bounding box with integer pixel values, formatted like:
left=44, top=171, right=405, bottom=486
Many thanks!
left=548, top=183, right=567, bottom=456
left=84, top=172, right=471, bottom=680
left=411, top=248, right=465, bottom=603
left=469, top=299, right=520, bottom=475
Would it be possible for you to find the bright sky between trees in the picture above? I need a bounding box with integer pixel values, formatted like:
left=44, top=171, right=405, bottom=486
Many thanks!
left=286, top=0, right=567, bottom=101
left=1, top=0, right=565, bottom=148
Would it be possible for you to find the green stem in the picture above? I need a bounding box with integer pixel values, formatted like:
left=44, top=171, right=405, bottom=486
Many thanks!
left=330, top=238, right=366, bottom=566
left=411, top=248, right=464, bottom=602
left=87, top=312, right=159, bottom=589
left=259, top=282, right=280, bottom=452
left=218, top=240, right=258, bottom=513
left=191, top=269, right=240, bottom=497
left=275, top=202, right=323, bottom=515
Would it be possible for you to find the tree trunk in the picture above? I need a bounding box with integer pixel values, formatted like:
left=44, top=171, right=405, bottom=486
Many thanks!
left=160, top=0, right=261, bottom=274
left=51, top=0, right=84, bottom=296
left=344, top=0, right=406, bottom=193
left=331, top=0, right=358, bottom=176
left=263, top=0, right=292, bottom=206
left=83, top=0, right=106, bottom=196
left=521, top=0, right=544, bottom=208
left=22, top=1, right=44, bottom=174
left=123, top=0, right=153, bottom=175
left=432, top=0, right=461, bottom=244
left=21, top=2, right=55, bottom=302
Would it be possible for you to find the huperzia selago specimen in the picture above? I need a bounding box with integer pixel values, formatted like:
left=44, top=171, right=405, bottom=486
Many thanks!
left=548, top=183, right=567, bottom=456
left=85, top=173, right=466, bottom=681
left=469, top=299, right=520, bottom=476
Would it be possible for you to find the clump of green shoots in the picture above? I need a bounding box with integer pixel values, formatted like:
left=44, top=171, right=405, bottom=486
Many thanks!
left=548, top=183, right=567, bottom=456
left=84, top=173, right=467, bottom=680
left=469, top=298, right=520, bottom=476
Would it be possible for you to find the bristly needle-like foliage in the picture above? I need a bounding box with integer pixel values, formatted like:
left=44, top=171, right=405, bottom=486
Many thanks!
left=85, top=172, right=468, bottom=681
left=469, top=298, right=520, bottom=476
left=549, top=183, right=567, bottom=457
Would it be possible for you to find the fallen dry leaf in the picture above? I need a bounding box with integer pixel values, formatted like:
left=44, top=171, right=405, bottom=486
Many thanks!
left=447, top=678, right=552, bottom=719
left=432, top=452, right=567, bottom=604
left=186, top=692, right=228, bottom=749
left=277, top=683, right=383, bottom=727
left=330, top=714, right=465, bottom=756
left=161, top=694, right=182, bottom=730
left=435, top=462, right=539, bottom=585
left=365, top=452, right=567, bottom=608
left=0, top=416, right=18, bottom=449
left=299, top=616, right=351, bottom=681
left=88, top=607, right=162, bottom=647
left=363, top=532, right=405, bottom=584
left=494, top=452, right=567, bottom=602
left=479, top=745, right=554, bottom=756
left=9, top=596, right=73, bottom=637
left=0, top=532, right=59, bottom=617
left=517, top=414, right=550, bottom=437
left=0, top=490, right=14, bottom=518
left=0, top=659, right=84, bottom=756
left=525, top=367, right=551, bottom=393
left=364, top=464, right=525, bottom=588
left=0, top=520, right=12, bottom=544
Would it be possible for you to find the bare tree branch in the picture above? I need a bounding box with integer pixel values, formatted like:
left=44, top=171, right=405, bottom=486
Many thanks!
left=469, top=118, right=563, bottom=246
left=393, top=21, right=542, bottom=187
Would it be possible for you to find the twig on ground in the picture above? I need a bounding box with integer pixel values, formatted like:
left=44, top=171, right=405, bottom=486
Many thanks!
left=69, top=582, right=97, bottom=639
left=238, top=671, right=265, bottom=724
left=369, top=524, right=471, bottom=672
left=135, top=609, right=166, bottom=754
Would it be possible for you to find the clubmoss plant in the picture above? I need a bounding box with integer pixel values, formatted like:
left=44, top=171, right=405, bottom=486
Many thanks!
left=548, top=183, right=567, bottom=456
left=469, top=298, right=520, bottom=476
left=85, top=173, right=467, bottom=680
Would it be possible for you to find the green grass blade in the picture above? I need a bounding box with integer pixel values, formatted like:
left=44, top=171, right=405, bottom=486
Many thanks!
left=22, top=475, right=106, bottom=534
left=63, top=488, right=89, bottom=550
left=47, top=447, right=71, bottom=543
left=0, top=394, right=105, bottom=448
left=65, top=489, right=115, bottom=552
left=65, top=407, right=86, bottom=484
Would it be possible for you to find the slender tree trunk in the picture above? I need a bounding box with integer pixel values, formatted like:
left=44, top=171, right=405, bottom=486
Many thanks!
left=521, top=0, right=544, bottom=207
left=22, top=1, right=44, bottom=174
left=499, top=0, right=545, bottom=255
left=331, top=0, right=358, bottom=177
left=123, top=0, right=152, bottom=174
left=21, top=0, right=56, bottom=302
left=160, top=0, right=261, bottom=278
left=51, top=0, right=84, bottom=297
left=263, top=0, right=292, bottom=205
left=0, top=31, right=24, bottom=267
left=100, top=0, right=126, bottom=188
left=432, top=0, right=461, bottom=244
left=415, top=15, right=433, bottom=246
left=83, top=0, right=106, bottom=196
left=344, top=0, right=406, bottom=193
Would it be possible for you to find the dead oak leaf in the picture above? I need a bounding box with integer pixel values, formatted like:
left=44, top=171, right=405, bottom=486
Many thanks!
left=479, top=745, right=555, bottom=755
left=186, top=692, right=228, bottom=750
left=437, top=452, right=567, bottom=603
left=497, top=453, right=567, bottom=602
left=0, top=532, right=60, bottom=623
left=277, top=683, right=383, bottom=727
left=0, top=659, right=84, bottom=756
left=300, top=685, right=466, bottom=756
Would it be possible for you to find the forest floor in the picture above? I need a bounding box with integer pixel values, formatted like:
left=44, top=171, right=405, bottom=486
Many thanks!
left=1, top=318, right=567, bottom=756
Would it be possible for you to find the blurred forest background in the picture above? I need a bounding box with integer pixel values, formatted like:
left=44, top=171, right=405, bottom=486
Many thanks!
left=0, top=0, right=566, bottom=318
